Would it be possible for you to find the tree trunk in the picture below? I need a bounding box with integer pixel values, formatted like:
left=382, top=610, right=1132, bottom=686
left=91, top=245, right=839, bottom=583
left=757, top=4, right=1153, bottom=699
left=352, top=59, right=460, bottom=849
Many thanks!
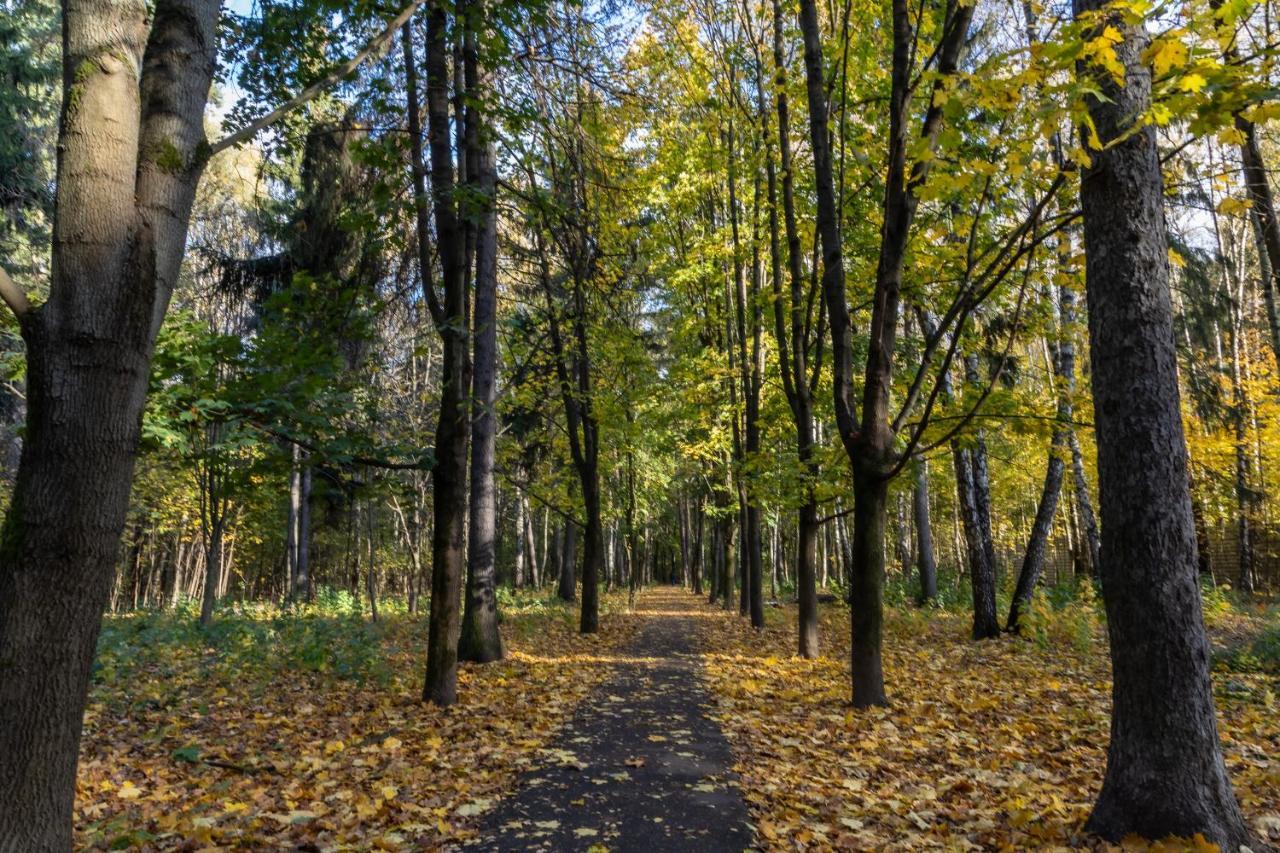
left=458, top=64, right=503, bottom=662
left=1067, top=431, right=1101, bottom=577
left=405, top=7, right=472, bottom=708
left=558, top=522, right=577, bottom=602
left=1074, top=3, right=1250, bottom=844
left=1008, top=434, right=1066, bottom=632
left=513, top=493, right=526, bottom=589
left=366, top=498, right=380, bottom=623
left=199, top=512, right=225, bottom=626
left=297, top=463, right=312, bottom=601
left=768, top=0, right=820, bottom=655
left=955, top=445, right=1000, bottom=639
left=0, top=0, right=220, bottom=843
left=849, top=468, right=888, bottom=707
left=1238, top=119, right=1280, bottom=372
left=580, top=476, right=603, bottom=633
left=913, top=459, right=938, bottom=605
left=286, top=449, right=300, bottom=597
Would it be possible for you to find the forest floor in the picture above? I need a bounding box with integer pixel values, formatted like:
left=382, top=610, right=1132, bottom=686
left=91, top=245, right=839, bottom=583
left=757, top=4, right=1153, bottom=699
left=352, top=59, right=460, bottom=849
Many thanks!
left=76, top=586, right=1280, bottom=850
left=698, top=590, right=1280, bottom=850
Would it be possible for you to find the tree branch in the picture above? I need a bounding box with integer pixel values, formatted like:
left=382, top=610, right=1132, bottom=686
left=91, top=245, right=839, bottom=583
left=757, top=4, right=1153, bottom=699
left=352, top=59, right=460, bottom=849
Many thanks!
left=0, top=267, right=31, bottom=320
left=207, top=0, right=425, bottom=157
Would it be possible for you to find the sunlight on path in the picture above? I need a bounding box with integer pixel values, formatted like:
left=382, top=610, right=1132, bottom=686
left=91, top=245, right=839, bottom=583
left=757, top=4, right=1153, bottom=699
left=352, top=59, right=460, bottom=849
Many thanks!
left=472, top=589, right=754, bottom=851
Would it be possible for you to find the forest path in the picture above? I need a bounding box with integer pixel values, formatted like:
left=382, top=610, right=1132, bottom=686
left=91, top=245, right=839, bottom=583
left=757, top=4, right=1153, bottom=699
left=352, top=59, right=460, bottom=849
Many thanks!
left=472, top=588, right=754, bottom=851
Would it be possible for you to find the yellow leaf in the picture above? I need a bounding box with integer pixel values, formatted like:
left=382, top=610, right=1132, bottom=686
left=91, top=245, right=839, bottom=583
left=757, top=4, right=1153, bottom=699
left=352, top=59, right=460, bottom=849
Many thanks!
left=1217, top=196, right=1252, bottom=217
left=117, top=781, right=142, bottom=800
left=1145, top=37, right=1188, bottom=76
left=1178, top=72, right=1207, bottom=93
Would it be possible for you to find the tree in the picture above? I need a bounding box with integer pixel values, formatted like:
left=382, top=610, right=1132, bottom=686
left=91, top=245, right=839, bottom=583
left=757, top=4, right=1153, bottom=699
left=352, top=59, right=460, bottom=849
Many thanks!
left=402, top=3, right=472, bottom=705
left=0, top=2, right=224, bottom=842
left=0, top=2, right=421, bottom=840
left=458, top=0, right=504, bottom=664
left=1072, top=0, right=1250, bottom=844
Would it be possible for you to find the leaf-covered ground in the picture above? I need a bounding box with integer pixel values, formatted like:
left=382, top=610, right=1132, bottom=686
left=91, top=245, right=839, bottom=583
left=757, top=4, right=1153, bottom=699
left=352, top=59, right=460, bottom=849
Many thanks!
left=75, top=592, right=642, bottom=849
left=696, top=593, right=1280, bottom=851
left=76, top=587, right=1280, bottom=850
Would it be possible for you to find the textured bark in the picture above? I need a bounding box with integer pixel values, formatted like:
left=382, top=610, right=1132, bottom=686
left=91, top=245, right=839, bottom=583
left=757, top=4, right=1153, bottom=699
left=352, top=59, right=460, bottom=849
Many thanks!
left=966, top=399, right=998, bottom=571
left=1067, top=430, right=1101, bottom=576
left=0, top=0, right=220, bottom=845
left=405, top=5, right=472, bottom=707
left=849, top=469, right=888, bottom=707
left=1074, top=2, right=1250, bottom=844
left=954, top=446, right=999, bottom=639
left=458, top=17, right=503, bottom=662
left=913, top=460, right=938, bottom=605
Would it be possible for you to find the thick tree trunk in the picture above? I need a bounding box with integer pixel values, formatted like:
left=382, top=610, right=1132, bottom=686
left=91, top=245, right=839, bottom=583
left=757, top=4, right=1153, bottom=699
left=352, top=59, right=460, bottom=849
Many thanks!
left=913, top=460, right=938, bottom=605
left=1074, top=3, right=1250, bottom=844
left=849, top=467, right=888, bottom=707
left=0, top=0, right=220, bottom=843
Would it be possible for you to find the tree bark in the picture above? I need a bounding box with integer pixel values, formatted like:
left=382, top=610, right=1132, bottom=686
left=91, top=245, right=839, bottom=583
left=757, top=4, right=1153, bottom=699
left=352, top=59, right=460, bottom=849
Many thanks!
left=849, top=468, right=888, bottom=707
left=1237, top=119, right=1280, bottom=373
left=458, top=16, right=503, bottom=661
left=954, top=445, right=999, bottom=638
left=913, top=459, right=938, bottom=604
left=1074, top=2, right=1250, bottom=844
left=0, top=0, right=220, bottom=844
left=405, top=6, right=471, bottom=707
left=558, top=521, right=577, bottom=602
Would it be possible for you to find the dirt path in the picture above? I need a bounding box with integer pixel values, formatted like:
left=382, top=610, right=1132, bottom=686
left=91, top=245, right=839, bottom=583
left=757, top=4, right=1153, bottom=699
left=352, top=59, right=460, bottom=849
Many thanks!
left=472, top=589, right=754, bottom=851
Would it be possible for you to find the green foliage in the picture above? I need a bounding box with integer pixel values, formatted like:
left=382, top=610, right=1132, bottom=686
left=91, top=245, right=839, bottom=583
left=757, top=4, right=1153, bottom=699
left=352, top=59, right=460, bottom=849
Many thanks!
left=93, top=591, right=396, bottom=693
